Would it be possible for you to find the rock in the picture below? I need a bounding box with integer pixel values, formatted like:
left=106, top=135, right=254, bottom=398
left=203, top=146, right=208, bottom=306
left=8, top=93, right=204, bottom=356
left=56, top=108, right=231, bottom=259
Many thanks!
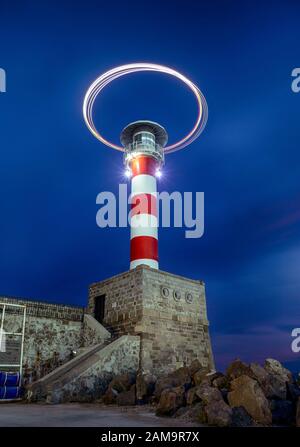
left=206, top=372, right=224, bottom=385
left=287, top=383, right=300, bottom=402
left=186, top=383, right=218, bottom=406
left=186, top=387, right=200, bottom=406
left=205, top=399, right=233, bottom=427
left=193, top=368, right=211, bottom=386
left=297, top=398, right=300, bottom=427
left=212, top=374, right=228, bottom=390
left=188, top=359, right=204, bottom=376
left=192, top=370, right=222, bottom=387
left=221, top=388, right=229, bottom=404
left=226, top=359, right=250, bottom=381
left=173, top=406, right=191, bottom=419
left=193, top=402, right=208, bottom=423
left=102, top=387, right=119, bottom=404
left=249, top=363, right=270, bottom=390
left=175, top=402, right=207, bottom=423
left=195, top=383, right=223, bottom=404
left=250, top=362, right=286, bottom=400
left=264, top=359, right=293, bottom=384
left=107, top=373, right=135, bottom=393
left=156, top=386, right=185, bottom=416
left=116, top=385, right=136, bottom=406
left=154, top=367, right=191, bottom=399
left=136, top=372, right=155, bottom=403
left=228, top=375, right=272, bottom=425
left=102, top=373, right=135, bottom=404
left=267, top=373, right=287, bottom=400
left=231, top=406, right=254, bottom=427
left=270, top=399, right=294, bottom=426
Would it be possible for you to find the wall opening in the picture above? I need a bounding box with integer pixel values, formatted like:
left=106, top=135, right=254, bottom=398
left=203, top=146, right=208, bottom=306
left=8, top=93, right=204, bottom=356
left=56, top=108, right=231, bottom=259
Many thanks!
left=94, top=295, right=106, bottom=324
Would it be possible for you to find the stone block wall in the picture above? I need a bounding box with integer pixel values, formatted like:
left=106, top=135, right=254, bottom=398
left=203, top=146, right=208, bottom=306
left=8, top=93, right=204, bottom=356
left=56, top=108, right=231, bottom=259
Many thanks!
left=88, top=269, right=144, bottom=337
left=88, top=266, right=215, bottom=377
left=139, top=268, right=214, bottom=376
left=0, top=296, right=85, bottom=382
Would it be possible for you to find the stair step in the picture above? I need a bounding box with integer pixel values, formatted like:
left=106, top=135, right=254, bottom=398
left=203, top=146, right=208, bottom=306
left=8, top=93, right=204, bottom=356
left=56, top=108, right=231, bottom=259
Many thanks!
left=28, top=339, right=114, bottom=394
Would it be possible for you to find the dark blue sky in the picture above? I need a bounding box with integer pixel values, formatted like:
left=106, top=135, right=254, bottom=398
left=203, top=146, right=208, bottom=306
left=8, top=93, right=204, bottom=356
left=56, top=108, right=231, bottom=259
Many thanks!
left=0, top=0, right=300, bottom=371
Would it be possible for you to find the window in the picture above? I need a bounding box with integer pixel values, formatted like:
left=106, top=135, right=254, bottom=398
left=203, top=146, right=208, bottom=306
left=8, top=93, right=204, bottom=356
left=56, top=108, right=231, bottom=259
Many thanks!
left=133, top=131, right=155, bottom=146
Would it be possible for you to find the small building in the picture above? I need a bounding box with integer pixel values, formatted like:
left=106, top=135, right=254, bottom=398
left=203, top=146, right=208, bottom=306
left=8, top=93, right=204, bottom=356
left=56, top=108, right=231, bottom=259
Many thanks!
left=0, top=265, right=214, bottom=402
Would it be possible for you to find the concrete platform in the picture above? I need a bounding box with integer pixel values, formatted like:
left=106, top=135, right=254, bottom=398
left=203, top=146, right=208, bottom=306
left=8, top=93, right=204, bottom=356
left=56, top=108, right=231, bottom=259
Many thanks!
left=0, top=403, right=199, bottom=427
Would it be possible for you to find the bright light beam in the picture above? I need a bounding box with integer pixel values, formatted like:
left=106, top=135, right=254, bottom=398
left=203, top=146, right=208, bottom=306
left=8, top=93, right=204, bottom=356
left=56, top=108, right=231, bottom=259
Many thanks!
left=83, top=63, right=208, bottom=154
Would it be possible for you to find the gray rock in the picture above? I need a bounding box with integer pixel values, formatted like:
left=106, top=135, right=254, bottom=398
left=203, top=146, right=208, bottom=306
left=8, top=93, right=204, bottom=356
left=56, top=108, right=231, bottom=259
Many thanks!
left=176, top=402, right=207, bottom=423
left=231, top=406, right=254, bottom=427
left=249, top=363, right=270, bottom=391
left=264, top=359, right=293, bottom=384
left=249, top=362, right=287, bottom=400
left=195, top=383, right=223, bottom=404
left=267, top=373, right=287, bottom=400
left=205, top=399, right=233, bottom=427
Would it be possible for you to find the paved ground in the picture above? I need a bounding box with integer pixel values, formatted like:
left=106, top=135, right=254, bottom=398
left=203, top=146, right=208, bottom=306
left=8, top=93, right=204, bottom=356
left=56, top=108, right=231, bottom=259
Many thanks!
left=0, top=403, right=198, bottom=427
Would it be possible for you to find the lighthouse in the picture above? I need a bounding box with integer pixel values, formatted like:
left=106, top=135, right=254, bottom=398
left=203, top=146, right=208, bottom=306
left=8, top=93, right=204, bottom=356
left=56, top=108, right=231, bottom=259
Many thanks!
left=121, top=120, right=167, bottom=270
left=84, top=63, right=214, bottom=376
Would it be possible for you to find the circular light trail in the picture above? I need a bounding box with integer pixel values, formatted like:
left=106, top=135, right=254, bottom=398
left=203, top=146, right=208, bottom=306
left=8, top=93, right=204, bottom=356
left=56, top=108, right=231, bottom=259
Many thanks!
left=83, top=63, right=208, bottom=154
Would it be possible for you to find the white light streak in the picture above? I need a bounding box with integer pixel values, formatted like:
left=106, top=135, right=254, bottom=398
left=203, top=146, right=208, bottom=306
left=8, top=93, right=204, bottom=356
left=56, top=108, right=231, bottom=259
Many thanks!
left=83, top=63, right=208, bottom=154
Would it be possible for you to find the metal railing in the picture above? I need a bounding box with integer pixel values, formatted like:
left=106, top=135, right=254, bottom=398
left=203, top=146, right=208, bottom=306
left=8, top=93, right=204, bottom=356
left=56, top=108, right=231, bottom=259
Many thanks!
left=124, top=142, right=164, bottom=166
left=0, top=302, right=26, bottom=375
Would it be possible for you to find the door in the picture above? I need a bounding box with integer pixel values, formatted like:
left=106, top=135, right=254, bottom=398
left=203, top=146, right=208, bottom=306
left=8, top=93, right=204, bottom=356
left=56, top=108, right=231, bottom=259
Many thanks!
left=94, top=295, right=105, bottom=324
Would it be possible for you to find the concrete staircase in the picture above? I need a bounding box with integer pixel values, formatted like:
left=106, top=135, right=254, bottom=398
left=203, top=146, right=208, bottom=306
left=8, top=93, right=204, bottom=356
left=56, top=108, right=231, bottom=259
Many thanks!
left=26, top=335, right=140, bottom=403
left=26, top=338, right=114, bottom=403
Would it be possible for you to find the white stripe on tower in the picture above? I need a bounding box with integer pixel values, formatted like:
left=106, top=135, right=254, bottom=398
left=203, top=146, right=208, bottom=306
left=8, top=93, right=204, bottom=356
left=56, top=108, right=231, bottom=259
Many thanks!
left=129, top=156, right=159, bottom=270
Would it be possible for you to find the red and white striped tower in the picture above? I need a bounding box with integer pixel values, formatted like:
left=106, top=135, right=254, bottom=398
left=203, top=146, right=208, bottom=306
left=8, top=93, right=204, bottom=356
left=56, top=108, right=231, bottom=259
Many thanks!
left=121, top=121, right=168, bottom=270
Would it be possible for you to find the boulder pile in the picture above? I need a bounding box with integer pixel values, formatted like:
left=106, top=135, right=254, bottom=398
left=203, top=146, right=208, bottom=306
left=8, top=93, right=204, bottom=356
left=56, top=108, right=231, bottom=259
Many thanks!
left=101, top=358, right=300, bottom=427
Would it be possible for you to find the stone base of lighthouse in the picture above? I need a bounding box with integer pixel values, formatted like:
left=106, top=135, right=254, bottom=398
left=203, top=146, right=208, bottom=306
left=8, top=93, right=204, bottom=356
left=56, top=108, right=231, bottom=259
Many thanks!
left=88, top=265, right=215, bottom=377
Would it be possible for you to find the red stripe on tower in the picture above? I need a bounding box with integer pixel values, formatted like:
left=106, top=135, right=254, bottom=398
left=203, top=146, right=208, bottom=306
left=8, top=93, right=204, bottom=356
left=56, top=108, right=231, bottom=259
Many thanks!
left=120, top=121, right=167, bottom=270
left=131, top=156, right=157, bottom=177
left=129, top=155, right=159, bottom=270
left=130, top=193, right=157, bottom=218
left=130, top=236, right=158, bottom=262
